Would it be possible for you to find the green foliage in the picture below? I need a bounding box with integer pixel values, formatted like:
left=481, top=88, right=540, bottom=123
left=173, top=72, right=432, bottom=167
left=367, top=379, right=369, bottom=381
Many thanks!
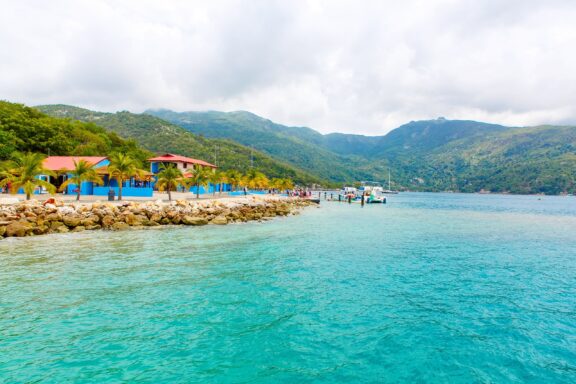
left=35, top=104, right=576, bottom=195
left=186, top=166, right=212, bottom=199
left=148, top=111, right=576, bottom=195
left=0, top=101, right=151, bottom=163
left=155, top=164, right=183, bottom=201
left=37, top=105, right=320, bottom=185
left=59, top=159, right=104, bottom=201
left=108, top=152, right=145, bottom=200
left=0, top=152, right=56, bottom=199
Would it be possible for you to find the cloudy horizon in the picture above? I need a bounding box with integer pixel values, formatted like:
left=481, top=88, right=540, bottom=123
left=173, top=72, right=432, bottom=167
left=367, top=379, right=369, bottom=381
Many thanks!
left=1, top=0, right=576, bottom=135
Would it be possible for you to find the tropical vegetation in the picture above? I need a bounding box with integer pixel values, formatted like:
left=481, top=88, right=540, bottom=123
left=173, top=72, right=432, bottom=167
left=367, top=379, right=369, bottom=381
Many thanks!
left=59, top=159, right=104, bottom=201
left=186, top=166, right=213, bottom=199
left=0, top=152, right=56, bottom=200
left=107, top=153, right=145, bottom=200
left=155, top=164, right=183, bottom=201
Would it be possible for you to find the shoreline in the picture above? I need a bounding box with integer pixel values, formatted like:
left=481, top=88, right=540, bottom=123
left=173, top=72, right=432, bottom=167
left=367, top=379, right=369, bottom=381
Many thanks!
left=0, top=196, right=316, bottom=239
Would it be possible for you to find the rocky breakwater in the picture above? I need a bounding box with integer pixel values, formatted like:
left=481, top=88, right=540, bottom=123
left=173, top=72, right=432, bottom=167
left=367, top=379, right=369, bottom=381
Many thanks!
left=0, top=197, right=315, bottom=238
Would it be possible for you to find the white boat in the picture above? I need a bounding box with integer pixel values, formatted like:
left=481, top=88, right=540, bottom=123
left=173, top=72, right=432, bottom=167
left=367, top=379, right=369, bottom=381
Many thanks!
left=356, top=182, right=387, bottom=204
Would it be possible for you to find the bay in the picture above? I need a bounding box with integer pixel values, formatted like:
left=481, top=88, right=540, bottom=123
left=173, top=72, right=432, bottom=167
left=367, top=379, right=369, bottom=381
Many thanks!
left=1, top=193, right=575, bottom=383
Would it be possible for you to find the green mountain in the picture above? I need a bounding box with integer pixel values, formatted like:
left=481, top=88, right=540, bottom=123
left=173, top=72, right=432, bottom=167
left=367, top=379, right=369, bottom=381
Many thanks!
left=147, top=109, right=576, bottom=194
left=146, top=109, right=376, bottom=183
left=36, top=105, right=321, bottom=184
left=0, top=101, right=150, bottom=164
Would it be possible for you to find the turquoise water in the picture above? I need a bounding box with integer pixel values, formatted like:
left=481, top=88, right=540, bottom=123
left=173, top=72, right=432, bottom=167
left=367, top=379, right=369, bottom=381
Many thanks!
left=1, top=193, right=576, bottom=383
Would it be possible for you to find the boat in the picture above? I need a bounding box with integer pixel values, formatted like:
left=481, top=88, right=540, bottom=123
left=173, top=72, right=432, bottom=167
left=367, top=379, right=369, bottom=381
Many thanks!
left=356, top=182, right=387, bottom=204
left=382, top=169, right=399, bottom=194
left=339, top=186, right=358, bottom=200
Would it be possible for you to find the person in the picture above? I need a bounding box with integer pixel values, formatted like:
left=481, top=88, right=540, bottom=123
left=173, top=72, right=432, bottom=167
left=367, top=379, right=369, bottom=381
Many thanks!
left=243, top=186, right=247, bottom=196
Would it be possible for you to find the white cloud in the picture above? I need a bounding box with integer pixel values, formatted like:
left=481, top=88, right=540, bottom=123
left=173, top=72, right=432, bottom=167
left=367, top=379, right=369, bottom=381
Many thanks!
left=1, top=0, right=576, bottom=134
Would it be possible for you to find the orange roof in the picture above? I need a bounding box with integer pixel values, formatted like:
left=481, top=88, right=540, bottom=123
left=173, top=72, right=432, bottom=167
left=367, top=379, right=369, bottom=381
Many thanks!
left=43, top=156, right=108, bottom=171
left=148, top=153, right=217, bottom=168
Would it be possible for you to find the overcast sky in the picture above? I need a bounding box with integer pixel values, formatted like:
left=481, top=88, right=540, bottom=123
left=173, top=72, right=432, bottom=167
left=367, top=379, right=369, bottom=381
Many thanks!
left=2, top=0, right=576, bottom=135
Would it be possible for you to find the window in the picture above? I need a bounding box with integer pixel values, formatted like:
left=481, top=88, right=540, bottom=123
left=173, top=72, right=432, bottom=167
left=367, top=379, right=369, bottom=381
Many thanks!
left=183, top=163, right=187, bottom=169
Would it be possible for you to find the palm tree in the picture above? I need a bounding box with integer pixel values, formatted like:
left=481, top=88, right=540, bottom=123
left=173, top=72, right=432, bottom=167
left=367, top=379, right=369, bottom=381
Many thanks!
left=208, top=170, right=224, bottom=196
left=0, top=152, right=56, bottom=200
left=188, top=166, right=212, bottom=199
left=59, top=160, right=104, bottom=201
left=226, top=169, right=243, bottom=191
left=155, top=164, right=183, bottom=201
left=244, top=169, right=269, bottom=191
left=107, top=153, right=144, bottom=201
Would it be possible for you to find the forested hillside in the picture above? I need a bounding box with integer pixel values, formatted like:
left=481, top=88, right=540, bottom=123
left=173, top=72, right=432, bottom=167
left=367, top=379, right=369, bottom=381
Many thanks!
left=36, top=105, right=321, bottom=184
left=148, top=109, right=576, bottom=194
left=0, top=101, right=150, bottom=164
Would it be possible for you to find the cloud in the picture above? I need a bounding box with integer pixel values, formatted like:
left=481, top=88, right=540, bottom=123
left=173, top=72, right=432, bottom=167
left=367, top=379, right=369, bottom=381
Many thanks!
left=1, top=0, right=576, bottom=134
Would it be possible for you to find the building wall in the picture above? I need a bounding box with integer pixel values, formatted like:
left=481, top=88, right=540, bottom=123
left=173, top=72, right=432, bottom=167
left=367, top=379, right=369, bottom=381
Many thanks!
left=93, top=186, right=153, bottom=197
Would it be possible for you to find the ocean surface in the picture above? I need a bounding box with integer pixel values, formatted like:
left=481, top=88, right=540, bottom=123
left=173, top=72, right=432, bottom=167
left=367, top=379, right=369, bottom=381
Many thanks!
left=1, top=193, right=575, bottom=383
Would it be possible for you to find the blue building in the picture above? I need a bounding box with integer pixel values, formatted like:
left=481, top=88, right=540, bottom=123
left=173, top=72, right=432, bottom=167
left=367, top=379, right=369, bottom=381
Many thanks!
left=41, top=156, right=153, bottom=198
left=148, top=153, right=230, bottom=194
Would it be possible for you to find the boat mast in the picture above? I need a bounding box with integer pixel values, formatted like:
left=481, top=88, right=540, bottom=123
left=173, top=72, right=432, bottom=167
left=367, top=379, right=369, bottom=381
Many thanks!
left=388, top=169, right=391, bottom=191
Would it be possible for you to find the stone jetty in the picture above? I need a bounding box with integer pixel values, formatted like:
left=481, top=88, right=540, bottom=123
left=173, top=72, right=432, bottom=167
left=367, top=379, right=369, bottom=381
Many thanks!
left=0, top=197, right=314, bottom=238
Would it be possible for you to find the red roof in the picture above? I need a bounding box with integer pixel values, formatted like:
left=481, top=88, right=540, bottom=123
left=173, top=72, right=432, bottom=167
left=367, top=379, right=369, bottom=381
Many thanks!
left=43, top=156, right=108, bottom=171
left=148, top=153, right=217, bottom=168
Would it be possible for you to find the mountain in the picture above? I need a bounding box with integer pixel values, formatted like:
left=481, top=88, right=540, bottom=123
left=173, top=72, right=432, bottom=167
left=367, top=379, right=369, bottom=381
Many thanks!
left=146, top=109, right=576, bottom=194
left=35, top=105, right=322, bottom=184
left=146, top=109, right=375, bottom=182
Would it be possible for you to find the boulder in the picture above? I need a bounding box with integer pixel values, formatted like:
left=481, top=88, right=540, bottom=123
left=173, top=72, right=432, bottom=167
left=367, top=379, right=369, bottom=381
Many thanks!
left=111, top=222, right=130, bottom=231
left=149, top=213, right=162, bottom=223
left=5, top=221, right=33, bottom=237
left=101, top=215, right=115, bottom=228
left=50, top=221, right=65, bottom=230
left=210, top=216, right=228, bottom=225
left=181, top=216, right=208, bottom=226
left=45, top=213, right=61, bottom=222
left=56, top=226, right=69, bottom=233
left=63, top=216, right=81, bottom=228
left=0, top=226, right=6, bottom=237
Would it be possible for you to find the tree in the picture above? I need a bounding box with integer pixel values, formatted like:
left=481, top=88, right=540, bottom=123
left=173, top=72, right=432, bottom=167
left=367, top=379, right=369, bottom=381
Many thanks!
left=208, top=170, right=224, bottom=196
left=188, top=166, right=212, bottom=199
left=155, top=164, right=183, bottom=201
left=244, top=169, right=269, bottom=190
left=0, top=152, right=56, bottom=200
left=107, top=153, right=144, bottom=201
left=59, top=160, right=104, bottom=201
left=226, top=169, right=243, bottom=191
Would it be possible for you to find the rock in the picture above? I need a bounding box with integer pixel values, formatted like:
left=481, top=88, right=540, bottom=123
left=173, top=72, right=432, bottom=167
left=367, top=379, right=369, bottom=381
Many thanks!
left=45, top=213, right=61, bottom=222
left=149, top=213, right=162, bottom=223
left=50, top=221, right=65, bottom=230
left=5, top=221, right=33, bottom=237
left=63, top=216, right=81, bottom=228
left=0, top=226, right=6, bottom=237
left=111, top=222, right=130, bottom=231
left=101, top=215, right=115, bottom=228
left=160, top=218, right=171, bottom=225
left=85, top=224, right=101, bottom=231
left=181, top=216, right=208, bottom=226
left=56, top=226, right=69, bottom=233
left=72, top=226, right=86, bottom=232
left=80, top=217, right=98, bottom=227
left=210, top=216, right=228, bottom=225
left=33, top=225, right=49, bottom=235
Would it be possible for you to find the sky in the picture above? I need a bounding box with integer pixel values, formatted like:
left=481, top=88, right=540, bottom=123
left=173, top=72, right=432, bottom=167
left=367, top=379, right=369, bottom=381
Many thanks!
left=2, top=0, right=576, bottom=135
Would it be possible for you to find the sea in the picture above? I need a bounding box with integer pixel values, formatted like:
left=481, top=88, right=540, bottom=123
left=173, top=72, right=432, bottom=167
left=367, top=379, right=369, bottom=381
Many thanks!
left=1, top=193, right=575, bottom=383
